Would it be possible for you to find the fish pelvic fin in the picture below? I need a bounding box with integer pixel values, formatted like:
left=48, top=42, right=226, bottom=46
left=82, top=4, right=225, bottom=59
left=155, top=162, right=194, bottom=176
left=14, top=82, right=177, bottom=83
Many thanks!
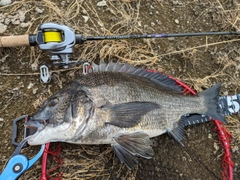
left=199, top=83, right=227, bottom=123
left=111, top=131, right=154, bottom=170
left=111, top=143, right=138, bottom=170
left=167, top=116, right=186, bottom=146
left=105, top=101, right=160, bottom=128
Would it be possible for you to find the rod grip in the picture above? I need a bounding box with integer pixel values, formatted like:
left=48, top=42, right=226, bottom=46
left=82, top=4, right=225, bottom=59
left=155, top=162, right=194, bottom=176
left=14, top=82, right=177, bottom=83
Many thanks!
left=0, top=35, right=30, bottom=47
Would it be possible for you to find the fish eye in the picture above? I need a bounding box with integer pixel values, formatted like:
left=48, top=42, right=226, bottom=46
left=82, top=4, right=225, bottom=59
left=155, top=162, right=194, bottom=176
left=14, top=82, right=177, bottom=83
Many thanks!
left=48, top=98, right=59, bottom=106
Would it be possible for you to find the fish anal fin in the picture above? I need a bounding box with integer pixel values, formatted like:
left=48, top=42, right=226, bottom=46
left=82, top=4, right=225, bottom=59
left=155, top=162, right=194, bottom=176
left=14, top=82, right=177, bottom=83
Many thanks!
left=168, top=116, right=187, bottom=146
left=105, top=102, right=160, bottom=128
left=112, top=131, right=154, bottom=169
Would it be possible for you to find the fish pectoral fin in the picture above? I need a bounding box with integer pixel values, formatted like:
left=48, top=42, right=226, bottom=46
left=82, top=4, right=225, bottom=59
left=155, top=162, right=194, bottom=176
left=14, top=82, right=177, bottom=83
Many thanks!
left=167, top=116, right=186, bottom=146
left=105, top=101, right=160, bottom=128
left=112, top=131, right=154, bottom=169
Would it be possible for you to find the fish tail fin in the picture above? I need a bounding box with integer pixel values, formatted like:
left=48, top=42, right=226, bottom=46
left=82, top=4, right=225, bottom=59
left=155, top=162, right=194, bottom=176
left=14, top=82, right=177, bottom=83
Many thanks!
left=199, top=83, right=227, bottom=123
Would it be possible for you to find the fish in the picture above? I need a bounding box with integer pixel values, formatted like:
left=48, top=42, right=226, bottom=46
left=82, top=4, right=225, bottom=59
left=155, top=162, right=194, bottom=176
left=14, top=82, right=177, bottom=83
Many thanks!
left=25, top=60, right=227, bottom=169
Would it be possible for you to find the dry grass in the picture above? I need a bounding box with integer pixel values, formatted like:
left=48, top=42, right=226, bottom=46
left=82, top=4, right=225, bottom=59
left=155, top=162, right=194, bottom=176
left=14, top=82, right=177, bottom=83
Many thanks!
left=227, top=116, right=240, bottom=142
left=216, top=0, right=240, bottom=30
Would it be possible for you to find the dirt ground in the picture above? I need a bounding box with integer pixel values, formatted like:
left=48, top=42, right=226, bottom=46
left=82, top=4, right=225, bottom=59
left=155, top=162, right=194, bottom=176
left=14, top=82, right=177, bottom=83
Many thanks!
left=0, top=0, right=240, bottom=179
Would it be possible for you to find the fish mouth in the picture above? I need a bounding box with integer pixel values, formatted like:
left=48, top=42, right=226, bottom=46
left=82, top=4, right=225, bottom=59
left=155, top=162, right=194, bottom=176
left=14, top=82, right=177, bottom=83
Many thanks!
left=24, top=119, right=49, bottom=132
left=24, top=119, right=49, bottom=145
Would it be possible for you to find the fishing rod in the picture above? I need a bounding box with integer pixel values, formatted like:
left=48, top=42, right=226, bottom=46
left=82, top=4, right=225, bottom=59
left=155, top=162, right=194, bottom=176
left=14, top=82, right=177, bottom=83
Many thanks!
left=0, top=22, right=240, bottom=82
left=1, top=24, right=240, bottom=47
left=85, top=31, right=240, bottom=40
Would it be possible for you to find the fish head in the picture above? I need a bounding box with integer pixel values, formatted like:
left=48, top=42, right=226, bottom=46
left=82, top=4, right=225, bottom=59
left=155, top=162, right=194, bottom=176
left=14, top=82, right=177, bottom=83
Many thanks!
left=25, top=83, right=93, bottom=145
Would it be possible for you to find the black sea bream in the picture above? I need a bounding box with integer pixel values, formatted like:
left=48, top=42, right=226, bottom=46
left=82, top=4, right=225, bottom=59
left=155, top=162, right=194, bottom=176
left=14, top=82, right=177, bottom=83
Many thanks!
left=25, top=61, right=226, bottom=169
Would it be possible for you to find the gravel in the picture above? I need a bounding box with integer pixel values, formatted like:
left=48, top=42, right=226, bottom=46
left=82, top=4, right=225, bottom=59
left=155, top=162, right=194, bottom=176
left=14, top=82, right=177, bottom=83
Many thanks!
left=0, top=23, right=7, bottom=33
left=97, top=0, right=107, bottom=7
left=0, top=0, right=11, bottom=6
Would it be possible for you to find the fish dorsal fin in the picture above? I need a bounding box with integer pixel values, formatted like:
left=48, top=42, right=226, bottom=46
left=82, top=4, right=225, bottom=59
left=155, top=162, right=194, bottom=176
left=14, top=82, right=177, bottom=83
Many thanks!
left=92, top=60, right=183, bottom=92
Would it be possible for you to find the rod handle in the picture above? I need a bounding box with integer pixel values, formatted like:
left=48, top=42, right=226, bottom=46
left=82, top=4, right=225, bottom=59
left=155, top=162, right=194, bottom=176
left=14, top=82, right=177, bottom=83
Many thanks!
left=0, top=35, right=30, bottom=47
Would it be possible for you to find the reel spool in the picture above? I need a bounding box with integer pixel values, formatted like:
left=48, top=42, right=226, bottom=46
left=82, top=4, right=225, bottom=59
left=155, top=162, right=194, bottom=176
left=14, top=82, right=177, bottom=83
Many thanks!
left=43, top=31, right=62, bottom=43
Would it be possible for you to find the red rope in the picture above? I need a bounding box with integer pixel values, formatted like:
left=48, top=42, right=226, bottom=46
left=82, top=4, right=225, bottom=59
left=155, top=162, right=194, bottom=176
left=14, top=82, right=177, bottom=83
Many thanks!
left=40, top=143, right=63, bottom=180
left=41, top=143, right=50, bottom=180
left=214, top=121, right=234, bottom=180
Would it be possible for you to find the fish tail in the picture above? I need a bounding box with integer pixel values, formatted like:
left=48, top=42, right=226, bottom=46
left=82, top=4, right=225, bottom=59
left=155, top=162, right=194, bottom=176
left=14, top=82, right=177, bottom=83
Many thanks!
left=199, top=83, right=227, bottom=123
